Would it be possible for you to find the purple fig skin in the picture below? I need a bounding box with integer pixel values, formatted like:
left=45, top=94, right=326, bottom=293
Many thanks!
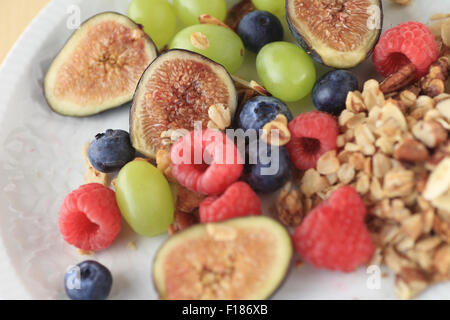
left=44, top=12, right=158, bottom=117
left=285, top=0, right=384, bottom=69
left=151, top=216, right=294, bottom=300
left=129, top=49, right=238, bottom=158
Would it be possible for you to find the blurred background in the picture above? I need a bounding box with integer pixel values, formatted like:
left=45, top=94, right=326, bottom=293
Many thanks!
left=0, top=0, right=49, bottom=64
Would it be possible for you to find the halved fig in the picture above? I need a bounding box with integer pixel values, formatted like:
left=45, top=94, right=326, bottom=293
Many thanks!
left=286, top=0, right=383, bottom=69
left=130, top=49, right=237, bottom=158
left=45, top=12, right=158, bottom=117
left=153, top=216, right=293, bottom=300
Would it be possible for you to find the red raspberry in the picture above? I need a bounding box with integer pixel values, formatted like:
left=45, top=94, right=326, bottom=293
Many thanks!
left=373, top=21, right=438, bottom=78
left=293, top=186, right=374, bottom=272
left=59, top=183, right=122, bottom=251
left=171, top=129, right=244, bottom=195
left=286, top=111, right=338, bottom=171
left=199, top=182, right=262, bottom=223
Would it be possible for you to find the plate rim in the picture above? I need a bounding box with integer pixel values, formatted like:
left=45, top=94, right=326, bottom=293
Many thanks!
left=0, top=0, right=67, bottom=299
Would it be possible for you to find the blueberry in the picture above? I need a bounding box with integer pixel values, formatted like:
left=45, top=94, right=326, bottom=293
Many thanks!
left=237, top=11, right=284, bottom=53
left=88, top=129, right=135, bottom=173
left=246, top=142, right=291, bottom=194
left=237, top=96, right=293, bottom=134
left=64, top=260, right=113, bottom=300
left=312, top=70, right=359, bottom=116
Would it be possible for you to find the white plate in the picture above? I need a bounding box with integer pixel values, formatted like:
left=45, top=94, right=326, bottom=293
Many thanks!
left=0, top=0, right=449, bottom=300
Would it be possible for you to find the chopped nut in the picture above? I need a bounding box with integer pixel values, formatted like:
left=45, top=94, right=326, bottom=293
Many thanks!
left=356, top=173, right=370, bottom=195
left=370, top=177, right=385, bottom=201
left=376, top=136, right=396, bottom=155
left=344, top=142, right=361, bottom=152
left=326, top=173, right=338, bottom=185
left=355, top=124, right=376, bottom=155
left=348, top=152, right=366, bottom=171
left=176, top=184, right=206, bottom=213
left=416, top=236, right=441, bottom=251
left=339, top=109, right=355, bottom=127
left=347, top=113, right=367, bottom=129
left=337, top=163, right=355, bottom=184
left=424, top=108, right=442, bottom=122
left=127, top=241, right=137, bottom=251
left=379, top=99, right=408, bottom=132
left=346, top=91, right=367, bottom=113
left=260, top=114, right=291, bottom=146
left=434, top=93, right=450, bottom=104
left=383, top=169, right=415, bottom=198
left=82, top=143, right=109, bottom=186
left=436, top=98, right=450, bottom=121
left=337, top=134, right=346, bottom=148
left=373, top=153, right=392, bottom=178
left=415, top=95, right=435, bottom=109
left=380, top=63, right=416, bottom=94
left=170, top=210, right=199, bottom=234
left=156, top=149, right=173, bottom=180
left=422, top=209, right=435, bottom=234
left=422, top=78, right=445, bottom=98
left=401, top=214, right=423, bottom=240
left=433, top=215, right=450, bottom=243
left=249, top=80, right=270, bottom=96
left=422, top=158, right=450, bottom=200
left=300, top=169, right=329, bottom=197
left=434, top=245, right=450, bottom=275
left=190, top=31, right=209, bottom=50
left=398, top=90, right=418, bottom=108
left=412, top=120, right=448, bottom=148
left=430, top=13, right=450, bottom=21
left=78, top=249, right=93, bottom=256
left=393, top=139, right=430, bottom=162
left=395, top=268, right=429, bottom=300
left=442, top=18, right=450, bottom=46
left=207, top=103, right=231, bottom=130
left=385, top=247, right=416, bottom=273
left=276, top=182, right=303, bottom=227
left=160, top=128, right=188, bottom=145
left=362, top=79, right=385, bottom=110
left=317, top=150, right=340, bottom=175
left=431, top=191, right=450, bottom=212
left=199, top=14, right=233, bottom=30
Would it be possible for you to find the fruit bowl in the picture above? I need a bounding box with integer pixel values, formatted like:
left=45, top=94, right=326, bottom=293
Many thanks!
left=0, top=0, right=450, bottom=299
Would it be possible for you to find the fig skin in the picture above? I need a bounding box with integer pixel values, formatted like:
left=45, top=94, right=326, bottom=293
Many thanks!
left=129, top=49, right=238, bottom=159
left=286, top=0, right=383, bottom=69
left=44, top=12, right=158, bottom=117
left=152, top=216, right=293, bottom=300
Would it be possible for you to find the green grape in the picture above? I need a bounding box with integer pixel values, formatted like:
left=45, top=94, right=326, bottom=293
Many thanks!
left=170, top=24, right=245, bottom=74
left=256, top=42, right=316, bottom=102
left=127, top=0, right=177, bottom=49
left=252, top=0, right=285, bottom=16
left=116, top=160, right=174, bottom=237
left=173, top=0, right=227, bottom=26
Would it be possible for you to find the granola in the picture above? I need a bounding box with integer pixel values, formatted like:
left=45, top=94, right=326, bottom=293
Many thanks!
left=279, top=60, right=450, bottom=298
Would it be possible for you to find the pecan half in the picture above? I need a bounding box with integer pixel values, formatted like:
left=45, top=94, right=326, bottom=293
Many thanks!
left=380, top=63, right=417, bottom=94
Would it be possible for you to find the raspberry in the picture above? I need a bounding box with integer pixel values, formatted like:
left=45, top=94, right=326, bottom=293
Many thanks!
left=59, top=183, right=122, bottom=251
left=171, top=129, right=244, bottom=195
left=286, top=111, right=338, bottom=171
left=199, top=182, right=262, bottom=223
left=293, top=186, right=374, bottom=272
left=373, top=21, right=438, bottom=78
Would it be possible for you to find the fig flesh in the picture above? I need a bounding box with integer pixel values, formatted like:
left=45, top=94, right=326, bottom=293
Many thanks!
left=130, top=49, right=237, bottom=158
left=286, top=0, right=383, bottom=69
left=45, top=12, right=158, bottom=117
left=153, top=216, right=292, bottom=300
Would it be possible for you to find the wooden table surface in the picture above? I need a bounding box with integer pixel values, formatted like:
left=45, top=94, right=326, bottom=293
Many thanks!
left=0, top=0, right=50, bottom=65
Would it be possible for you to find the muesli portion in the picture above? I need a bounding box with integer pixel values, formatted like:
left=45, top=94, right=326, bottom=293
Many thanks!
left=277, top=55, right=450, bottom=299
